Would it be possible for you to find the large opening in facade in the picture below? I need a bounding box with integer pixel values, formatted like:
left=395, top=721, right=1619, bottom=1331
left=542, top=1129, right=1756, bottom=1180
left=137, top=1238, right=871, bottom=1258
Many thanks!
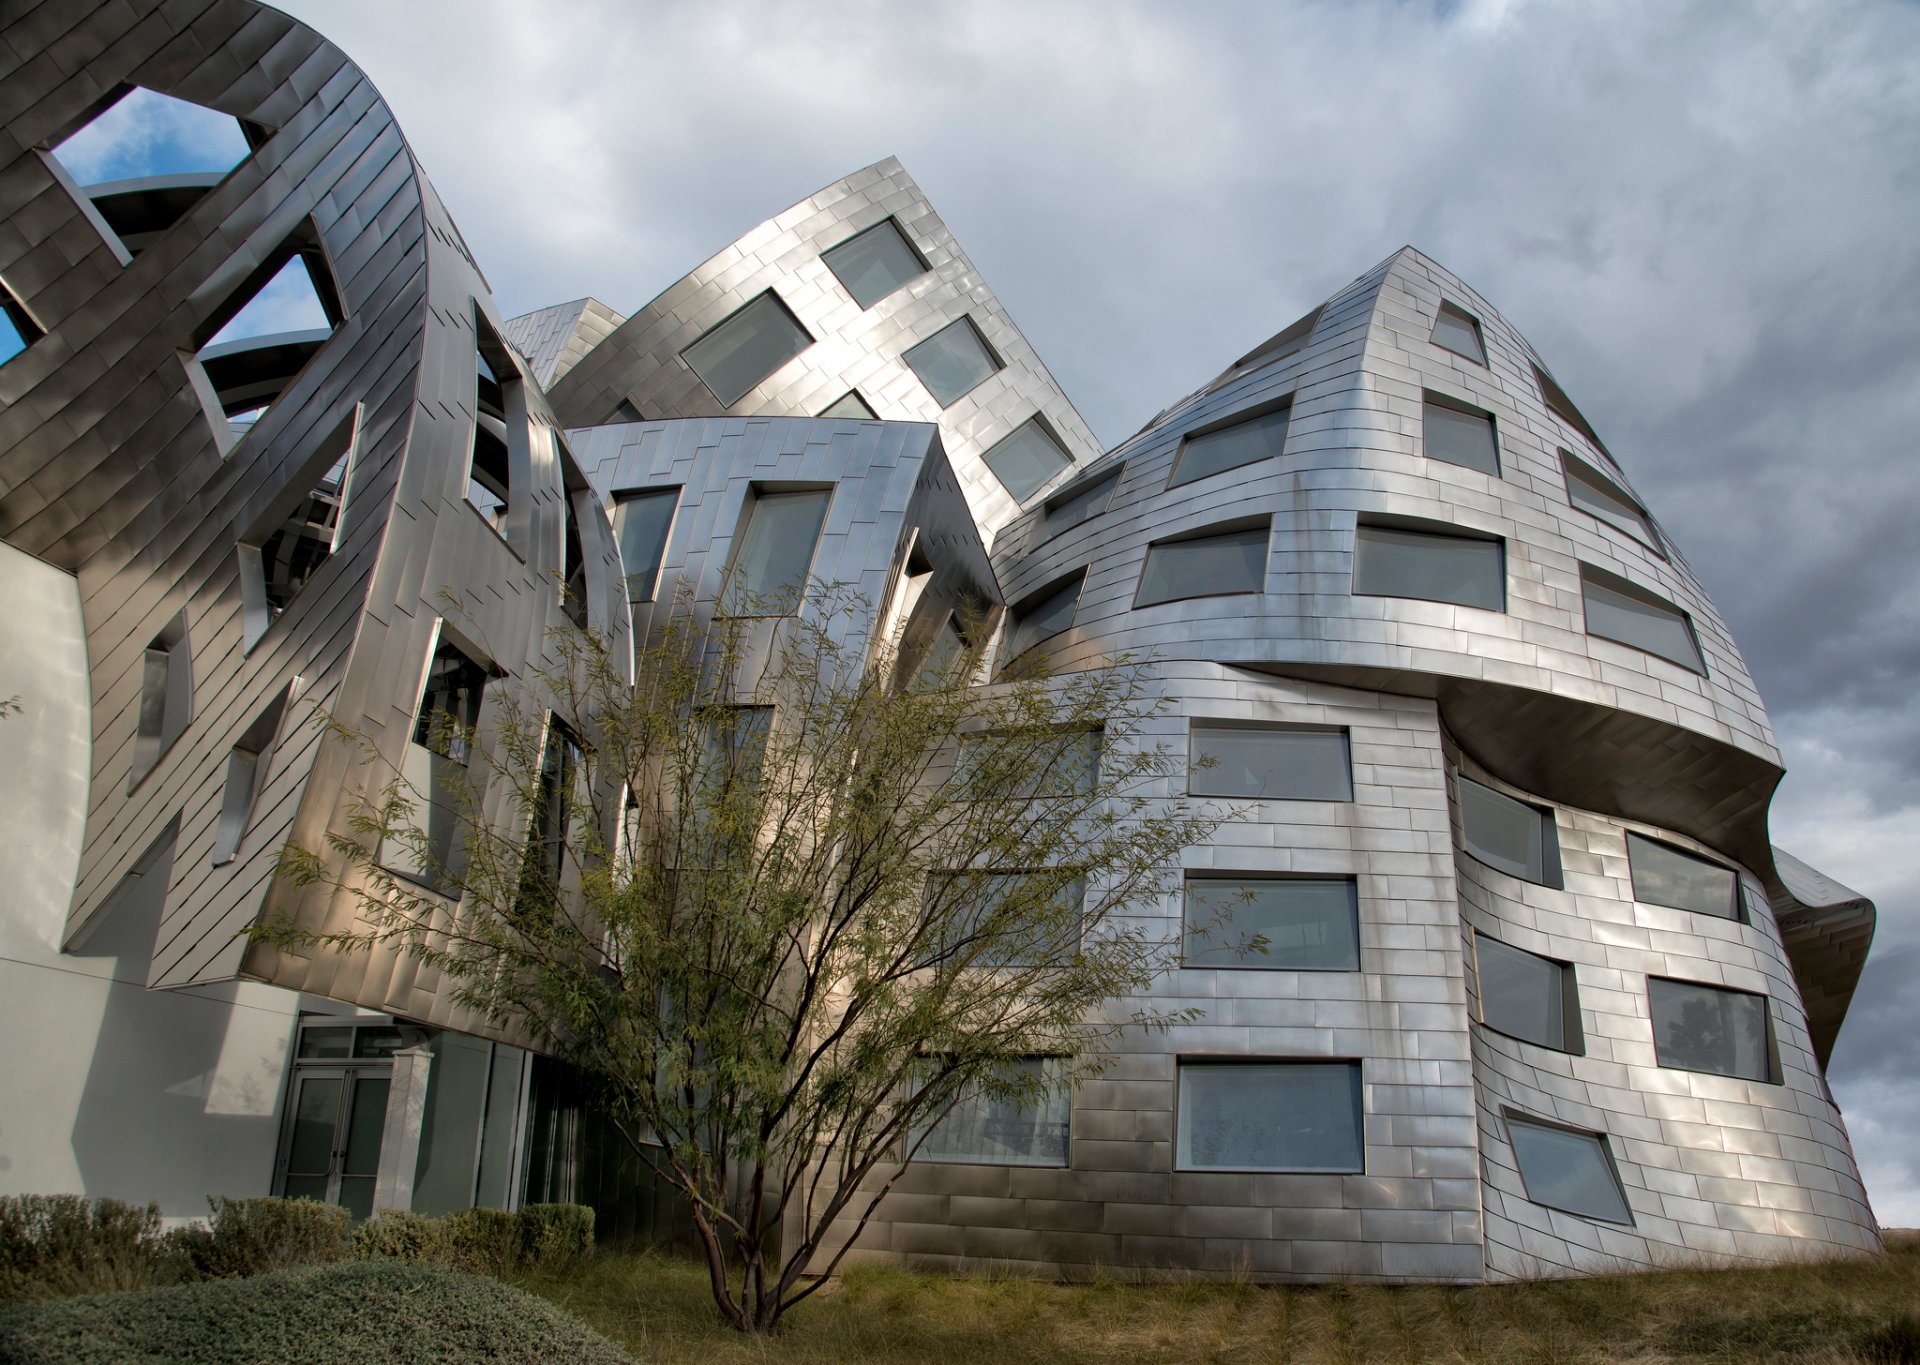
left=237, top=406, right=361, bottom=648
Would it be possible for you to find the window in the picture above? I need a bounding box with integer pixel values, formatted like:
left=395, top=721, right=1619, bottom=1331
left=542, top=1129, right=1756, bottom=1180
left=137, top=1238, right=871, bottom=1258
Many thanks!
left=1648, top=977, right=1775, bottom=1083
left=392, top=637, right=491, bottom=893
left=1177, top=1061, right=1364, bottom=1172
left=413, top=640, right=488, bottom=765
left=1474, top=934, right=1582, bottom=1053
left=982, top=418, right=1071, bottom=501
left=682, top=291, right=813, bottom=407
left=956, top=726, right=1101, bottom=800
left=1533, top=363, right=1610, bottom=456
left=1561, top=451, right=1659, bottom=551
left=817, top=390, right=875, bottom=419
left=211, top=689, right=290, bottom=866
left=722, top=488, right=831, bottom=615
left=1183, top=877, right=1360, bottom=971
left=559, top=482, right=589, bottom=630
left=1457, top=777, right=1561, bottom=886
left=902, top=317, right=1001, bottom=407
left=1210, top=306, right=1322, bottom=388
left=1429, top=303, right=1488, bottom=366
left=929, top=870, right=1085, bottom=968
left=238, top=406, right=360, bottom=647
left=129, top=612, right=192, bottom=791
left=1580, top=567, right=1705, bottom=674
left=1188, top=723, right=1351, bottom=801
left=1043, top=467, right=1121, bottom=534
left=1626, top=833, right=1739, bottom=919
left=517, top=719, right=583, bottom=916
left=1422, top=395, right=1500, bottom=475
left=1, top=276, right=44, bottom=366
left=466, top=317, right=524, bottom=533
left=611, top=488, right=678, bottom=602
left=1005, top=572, right=1082, bottom=659
left=1168, top=403, right=1290, bottom=488
left=1504, top=1114, right=1632, bottom=1224
left=821, top=218, right=928, bottom=309
left=913, top=1056, right=1069, bottom=1167
left=910, top=616, right=967, bottom=690
left=1134, top=522, right=1268, bottom=608
left=1353, top=523, right=1503, bottom=611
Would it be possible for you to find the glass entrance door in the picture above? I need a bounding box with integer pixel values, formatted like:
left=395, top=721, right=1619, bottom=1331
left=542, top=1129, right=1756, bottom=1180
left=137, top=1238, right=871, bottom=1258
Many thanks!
left=279, top=1068, right=391, bottom=1221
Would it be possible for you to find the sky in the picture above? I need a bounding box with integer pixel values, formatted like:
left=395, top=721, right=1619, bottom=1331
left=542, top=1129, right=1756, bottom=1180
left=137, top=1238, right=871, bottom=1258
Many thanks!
left=231, top=0, right=1920, bottom=1224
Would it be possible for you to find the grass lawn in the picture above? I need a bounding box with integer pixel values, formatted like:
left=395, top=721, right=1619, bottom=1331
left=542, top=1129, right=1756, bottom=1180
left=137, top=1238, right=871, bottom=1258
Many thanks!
left=518, top=1231, right=1920, bottom=1365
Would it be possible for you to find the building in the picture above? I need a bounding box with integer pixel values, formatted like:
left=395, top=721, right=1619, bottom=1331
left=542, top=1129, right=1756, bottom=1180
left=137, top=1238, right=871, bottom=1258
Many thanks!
left=0, top=0, right=1880, bottom=1279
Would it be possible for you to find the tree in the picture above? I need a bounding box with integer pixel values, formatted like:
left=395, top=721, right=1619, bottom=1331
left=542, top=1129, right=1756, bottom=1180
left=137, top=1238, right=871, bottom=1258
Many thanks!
left=272, top=585, right=1220, bottom=1333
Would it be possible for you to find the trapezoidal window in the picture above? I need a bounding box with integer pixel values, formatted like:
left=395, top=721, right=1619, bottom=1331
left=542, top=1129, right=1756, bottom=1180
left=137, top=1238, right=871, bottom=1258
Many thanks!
left=1207, top=305, right=1322, bottom=390
left=1562, top=450, right=1662, bottom=553
left=1005, top=571, right=1084, bottom=660
left=1353, top=521, right=1504, bottom=611
left=1177, top=1061, right=1364, bottom=1173
left=0, top=275, right=45, bottom=367
left=1188, top=722, right=1352, bottom=801
left=554, top=434, right=591, bottom=631
left=466, top=316, right=525, bottom=539
left=817, top=390, right=875, bottom=419
left=1457, top=776, right=1562, bottom=887
left=1422, top=393, right=1500, bottom=476
left=128, top=611, right=192, bottom=792
left=982, top=417, right=1071, bottom=502
left=1134, top=520, right=1269, bottom=608
left=611, top=488, right=679, bottom=603
left=912, top=1056, right=1069, bottom=1167
left=1429, top=303, right=1488, bottom=366
left=1504, top=1113, right=1632, bottom=1224
left=211, top=686, right=291, bottom=866
left=682, top=291, right=814, bottom=407
left=721, top=487, right=831, bottom=616
left=1473, top=933, right=1583, bottom=1054
left=902, top=317, right=1001, bottom=407
left=1648, top=977, right=1777, bottom=1083
left=1626, top=832, right=1740, bottom=919
left=1580, top=565, right=1705, bottom=674
left=1533, top=362, right=1610, bottom=457
left=237, top=405, right=361, bottom=648
left=1183, top=876, right=1360, bottom=971
left=1169, top=401, right=1291, bottom=489
left=821, top=218, right=929, bottom=309
left=1043, top=467, right=1121, bottom=535
left=388, top=635, right=493, bottom=896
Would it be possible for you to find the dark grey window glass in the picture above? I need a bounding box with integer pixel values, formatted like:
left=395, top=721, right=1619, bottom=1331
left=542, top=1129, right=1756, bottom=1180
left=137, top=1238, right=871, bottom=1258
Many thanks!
left=1581, top=570, right=1705, bottom=674
left=611, top=488, right=677, bottom=601
left=902, top=317, right=1000, bottom=407
left=1430, top=304, right=1488, bottom=365
left=1044, top=468, right=1120, bottom=534
left=1505, top=1116, right=1632, bottom=1223
left=957, top=727, right=1101, bottom=800
left=1562, top=452, right=1659, bottom=549
left=1353, top=525, right=1503, bottom=611
left=1423, top=398, right=1500, bottom=475
left=682, top=292, right=813, bottom=407
left=1168, top=405, right=1290, bottom=488
left=723, top=489, right=830, bottom=614
left=1189, top=724, right=1352, bottom=801
left=817, top=390, right=875, bottom=419
left=1649, top=977, right=1773, bottom=1082
left=911, top=616, right=967, bottom=690
left=983, top=418, right=1071, bottom=501
left=1534, top=363, right=1610, bottom=456
left=1007, top=574, right=1082, bottom=658
left=1476, top=934, right=1579, bottom=1052
left=932, top=871, right=1084, bottom=967
left=1184, top=877, right=1360, bottom=971
left=1459, top=777, right=1558, bottom=885
left=821, top=218, right=927, bottom=309
left=1626, top=833, right=1738, bottom=918
left=1135, top=524, right=1268, bottom=607
left=1177, top=1062, right=1364, bottom=1172
left=913, top=1056, right=1069, bottom=1166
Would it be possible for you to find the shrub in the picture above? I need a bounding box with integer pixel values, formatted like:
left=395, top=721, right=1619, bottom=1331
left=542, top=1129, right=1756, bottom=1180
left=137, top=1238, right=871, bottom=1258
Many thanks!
left=351, top=1209, right=449, bottom=1264
left=444, top=1207, right=522, bottom=1278
left=518, top=1204, right=594, bottom=1270
left=166, top=1196, right=348, bottom=1280
left=0, top=1195, right=163, bottom=1303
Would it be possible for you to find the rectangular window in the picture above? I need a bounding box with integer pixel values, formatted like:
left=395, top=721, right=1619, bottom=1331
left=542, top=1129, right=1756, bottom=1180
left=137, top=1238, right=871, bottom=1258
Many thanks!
left=1429, top=303, right=1488, bottom=366
left=1183, top=877, right=1360, bottom=971
left=929, top=870, right=1085, bottom=968
left=210, top=689, right=290, bottom=867
left=1353, top=523, right=1503, bottom=611
left=817, top=390, right=875, bottom=419
left=902, top=317, right=1001, bottom=407
left=1006, top=573, right=1083, bottom=659
left=1580, top=567, right=1705, bottom=674
left=1043, top=467, right=1121, bottom=534
left=1626, top=833, right=1739, bottom=918
left=722, top=488, right=831, bottom=615
left=982, top=417, right=1071, bottom=502
left=129, top=612, right=192, bottom=791
left=682, top=291, right=814, bottom=407
left=1648, top=977, right=1775, bottom=1083
left=957, top=726, right=1101, bottom=800
left=913, top=1056, right=1069, bottom=1167
left=821, top=218, right=928, bottom=309
left=1177, top=1061, right=1364, bottom=1172
left=1135, top=522, right=1268, bottom=608
left=1474, top=933, right=1582, bottom=1053
left=523, top=719, right=582, bottom=887
left=1188, top=723, right=1352, bottom=801
left=1168, top=403, right=1290, bottom=488
left=1505, top=1114, right=1633, bottom=1224
left=1458, top=777, right=1561, bottom=886
left=1561, top=450, right=1660, bottom=550
left=611, top=488, right=678, bottom=602
left=1422, top=395, right=1500, bottom=475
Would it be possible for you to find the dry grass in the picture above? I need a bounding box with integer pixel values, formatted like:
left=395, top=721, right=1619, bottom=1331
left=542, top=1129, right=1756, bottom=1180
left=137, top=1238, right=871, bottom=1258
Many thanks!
left=516, top=1231, right=1920, bottom=1365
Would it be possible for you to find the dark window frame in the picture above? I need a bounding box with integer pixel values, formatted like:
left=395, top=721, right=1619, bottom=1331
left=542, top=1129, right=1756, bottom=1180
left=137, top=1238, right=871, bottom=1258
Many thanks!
left=1352, top=517, right=1506, bottom=612
left=1181, top=873, right=1362, bottom=972
left=1472, top=931, right=1585, bottom=1055
left=1430, top=302, right=1489, bottom=366
left=1166, top=397, right=1293, bottom=489
left=1457, top=775, right=1563, bottom=888
left=1502, top=1109, right=1635, bottom=1225
left=1133, top=517, right=1271, bottom=609
left=1174, top=1057, right=1367, bottom=1174
left=1186, top=720, right=1353, bottom=802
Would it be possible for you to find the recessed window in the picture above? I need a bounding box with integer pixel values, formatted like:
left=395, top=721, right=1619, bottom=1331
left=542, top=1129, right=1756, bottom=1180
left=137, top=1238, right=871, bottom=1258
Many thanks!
left=821, top=218, right=928, bottom=309
left=929, top=870, right=1085, bottom=968
left=466, top=317, right=523, bottom=535
left=518, top=718, right=583, bottom=907
left=1168, top=403, right=1291, bottom=488
left=1504, top=1115, right=1632, bottom=1224
left=1, top=277, right=44, bottom=366
left=982, top=418, right=1071, bottom=502
left=1353, top=523, right=1503, bottom=611
left=1648, top=977, right=1775, bottom=1083
left=1580, top=567, right=1705, bottom=674
left=1533, top=363, right=1609, bottom=456
left=913, top=1056, right=1069, bottom=1167
left=212, top=690, right=290, bottom=866
left=1561, top=451, right=1660, bottom=551
left=238, top=406, right=360, bottom=648
left=902, top=317, right=1001, bottom=407
left=1183, top=877, right=1360, bottom=971
left=1043, top=468, right=1121, bottom=534
left=682, top=291, right=814, bottom=407
left=559, top=480, right=589, bottom=631
left=1134, top=522, right=1268, bottom=608
left=1458, top=777, right=1561, bottom=886
left=129, top=612, right=192, bottom=792
left=910, top=616, right=968, bottom=690
left=817, top=390, right=875, bottom=419
left=1177, top=1061, right=1364, bottom=1172
left=1188, top=723, right=1351, bottom=801
left=52, top=86, right=251, bottom=186
left=611, top=488, right=678, bottom=602
left=722, top=488, right=831, bottom=615
left=1474, top=933, right=1583, bottom=1053
left=392, top=636, right=492, bottom=893
left=956, top=726, right=1101, bottom=800
left=1211, top=306, right=1322, bottom=388
left=1422, top=395, right=1500, bottom=475
left=1627, top=832, right=1739, bottom=919
left=413, top=640, right=488, bottom=765
left=1006, top=573, right=1083, bottom=659
left=1429, top=303, right=1488, bottom=366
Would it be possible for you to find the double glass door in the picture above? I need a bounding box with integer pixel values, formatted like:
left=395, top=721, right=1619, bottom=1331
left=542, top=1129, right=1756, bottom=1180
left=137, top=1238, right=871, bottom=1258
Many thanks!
left=281, top=1068, right=390, bottom=1221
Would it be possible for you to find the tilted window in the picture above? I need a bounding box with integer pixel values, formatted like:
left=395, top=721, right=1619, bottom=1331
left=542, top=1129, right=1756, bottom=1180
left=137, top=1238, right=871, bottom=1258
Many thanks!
left=1422, top=395, right=1500, bottom=475
left=1188, top=723, right=1352, bottom=801
left=129, top=612, right=192, bottom=791
left=722, top=488, right=831, bottom=615
left=912, top=1056, right=1069, bottom=1167
left=1353, top=523, right=1504, bottom=611
left=1580, top=567, right=1705, bottom=674
left=1429, top=303, right=1488, bottom=365
left=1561, top=450, right=1660, bottom=551
left=682, top=291, right=814, bottom=407
left=902, top=317, right=1001, bottom=407
left=1474, top=933, right=1583, bottom=1054
left=1135, top=522, right=1268, bottom=608
left=1, top=276, right=44, bottom=367
left=1626, top=833, right=1739, bottom=918
left=238, top=405, right=360, bottom=648
left=466, top=318, right=522, bottom=534
left=1043, top=467, right=1121, bottom=535
left=821, top=218, right=928, bottom=309
left=1534, top=362, right=1610, bottom=456
left=1458, top=777, right=1561, bottom=886
left=391, top=637, right=492, bottom=894
left=1005, top=572, right=1083, bottom=659
left=1183, top=877, right=1360, bottom=971
left=982, top=418, right=1071, bottom=502
left=1177, top=1061, right=1364, bottom=1172
left=1648, top=977, right=1775, bottom=1083
left=1505, top=1114, right=1633, bottom=1224
left=611, top=488, right=678, bottom=602
left=817, top=390, right=875, bottom=419
left=211, top=688, right=291, bottom=867
left=1168, top=403, right=1290, bottom=488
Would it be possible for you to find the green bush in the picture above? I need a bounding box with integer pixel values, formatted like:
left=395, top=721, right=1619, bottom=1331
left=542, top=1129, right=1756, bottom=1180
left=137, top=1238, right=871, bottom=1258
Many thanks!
left=518, top=1203, right=594, bottom=1270
left=444, top=1206, right=523, bottom=1277
left=351, top=1208, right=449, bottom=1264
left=0, top=1195, right=164, bottom=1303
left=165, top=1196, right=348, bottom=1280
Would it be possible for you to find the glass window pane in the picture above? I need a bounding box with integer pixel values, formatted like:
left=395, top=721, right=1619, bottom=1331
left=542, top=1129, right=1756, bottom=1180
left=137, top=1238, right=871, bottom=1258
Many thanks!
left=1136, top=525, right=1268, bottom=607
left=1649, top=978, right=1772, bottom=1081
left=1563, top=455, right=1658, bottom=547
left=933, top=872, right=1084, bottom=968
left=818, top=390, right=875, bottom=419
left=343, top=1077, right=390, bottom=1178
left=1430, top=305, right=1488, bottom=365
left=983, top=419, right=1071, bottom=501
left=1045, top=468, right=1120, bottom=534
left=413, top=641, right=488, bottom=763
left=1582, top=574, right=1705, bottom=673
left=1459, top=778, right=1550, bottom=882
left=903, top=318, right=1000, bottom=407
left=821, top=219, right=926, bottom=309
left=724, top=490, right=830, bottom=614
left=1184, top=878, right=1359, bottom=971
left=911, top=617, right=967, bottom=690
left=682, top=292, right=813, bottom=407
left=1178, top=1062, right=1363, bottom=1172
left=1476, top=935, right=1567, bottom=1050
left=1423, top=400, right=1500, bottom=475
left=1007, top=576, right=1081, bottom=658
left=1506, top=1117, right=1632, bottom=1223
left=1627, top=833, right=1737, bottom=918
left=352, top=1027, right=406, bottom=1059
left=1169, top=407, right=1290, bottom=488
left=958, top=728, right=1100, bottom=800
left=1189, top=724, right=1352, bottom=801
left=1353, top=525, right=1503, bottom=611
left=915, top=1057, right=1069, bottom=1166
left=287, top=1076, right=343, bottom=1174
left=612, top=489, right=677, bottom=601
